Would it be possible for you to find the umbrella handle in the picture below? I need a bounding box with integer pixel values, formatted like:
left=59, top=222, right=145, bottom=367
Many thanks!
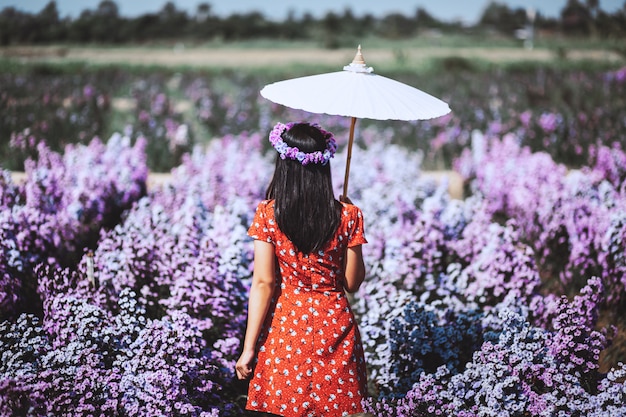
left=342, top=117, right=357, bottom=200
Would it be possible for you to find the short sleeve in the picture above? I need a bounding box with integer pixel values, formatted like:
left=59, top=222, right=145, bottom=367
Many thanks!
left=347, top=205, right=367, bottom=247
left=247, top=200, right=275, bottom=244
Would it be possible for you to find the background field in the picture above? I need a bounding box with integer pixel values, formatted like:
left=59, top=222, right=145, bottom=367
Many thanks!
left=0, top=36, right=625, bottom=71
left=3, top=38, right=624, bottom=193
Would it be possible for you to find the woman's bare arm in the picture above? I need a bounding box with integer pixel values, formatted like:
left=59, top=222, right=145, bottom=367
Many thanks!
left=344, top=244, right=365, bottom=293
left=236, top=240, right=276, bottom=380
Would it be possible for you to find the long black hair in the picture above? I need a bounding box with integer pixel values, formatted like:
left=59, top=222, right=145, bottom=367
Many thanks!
left=265, top=123, right=341, bottom=254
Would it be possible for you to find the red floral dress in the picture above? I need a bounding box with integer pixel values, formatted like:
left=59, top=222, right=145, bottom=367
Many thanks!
left=246, top=199, right=368, bottom=417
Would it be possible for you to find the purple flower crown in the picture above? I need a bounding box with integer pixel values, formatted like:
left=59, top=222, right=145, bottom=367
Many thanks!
left=269, top=122, right=338, bottom=166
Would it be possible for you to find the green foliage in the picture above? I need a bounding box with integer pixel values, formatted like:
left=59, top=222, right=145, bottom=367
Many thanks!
left=433, top=56, right=477, bottom=73
left=479, top=1, right=527, bottom=35
left=1, top=0, right=624, bottom=46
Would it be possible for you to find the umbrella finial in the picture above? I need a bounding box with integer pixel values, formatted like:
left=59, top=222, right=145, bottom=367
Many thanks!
left=344, top=45, right=373, bottom=73
left=352, top=45, right=366, bottom=65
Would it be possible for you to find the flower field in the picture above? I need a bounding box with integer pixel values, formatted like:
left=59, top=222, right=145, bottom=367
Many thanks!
left=2, top=61, right=626, bottom=416
left=2, top=61, right=626, bottom=172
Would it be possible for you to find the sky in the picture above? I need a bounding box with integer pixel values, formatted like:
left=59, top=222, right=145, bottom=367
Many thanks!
left=0, top=0, right=624, bottom=24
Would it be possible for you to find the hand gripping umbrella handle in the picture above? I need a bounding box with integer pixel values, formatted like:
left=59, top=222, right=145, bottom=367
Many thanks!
left=342, top=117, right=357, bottom=200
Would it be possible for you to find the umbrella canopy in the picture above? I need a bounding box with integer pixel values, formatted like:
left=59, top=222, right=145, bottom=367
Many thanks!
left=261, top=46, right=450, bottom=121
left=260, top=46, right=452, bottom=196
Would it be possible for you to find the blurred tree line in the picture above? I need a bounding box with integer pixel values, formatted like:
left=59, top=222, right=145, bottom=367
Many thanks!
left=0, top=0, right=625, bottom=47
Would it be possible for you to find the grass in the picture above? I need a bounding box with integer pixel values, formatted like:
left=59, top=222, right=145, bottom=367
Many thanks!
left=1, top=33, right=623, bottom=76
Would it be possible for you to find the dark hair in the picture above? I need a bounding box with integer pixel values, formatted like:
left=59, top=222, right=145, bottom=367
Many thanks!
left=266, top=123, right=341, bottom=254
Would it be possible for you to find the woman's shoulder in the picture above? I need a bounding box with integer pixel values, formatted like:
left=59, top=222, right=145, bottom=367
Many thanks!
left=251, top=200, right=276, bottom=221
left=256, top=199, right=275, bottom=210
left=339, top=201, right=364, bottom=218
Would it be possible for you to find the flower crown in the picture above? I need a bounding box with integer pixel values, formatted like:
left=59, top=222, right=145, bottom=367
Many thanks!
left=269, top=122, right=338, bottom=166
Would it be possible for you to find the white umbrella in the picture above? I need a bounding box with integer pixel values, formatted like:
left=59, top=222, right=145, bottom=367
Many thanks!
left=260, top=45, right=451, bottom=197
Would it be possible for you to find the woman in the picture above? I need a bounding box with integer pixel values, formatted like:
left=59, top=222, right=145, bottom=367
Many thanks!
left=235, top=122, right=368, bottom=416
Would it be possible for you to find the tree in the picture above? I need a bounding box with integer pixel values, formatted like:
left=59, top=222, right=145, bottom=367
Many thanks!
left=157, top=2, right=190, bottom=39
left=338, top=7, right=361, bottom=38
left=415, top=7, right=442, bottom=29
left=561, top=0, right=593, bottom=35
left=96, top=0, right=118, bottom=18
left=91, top=0, right=123, bottom=43
left=586, top=0, right=599, bottom=17
left=586, top=0, right=599, bottom=35
left=127, top=13, right=161, bottom=42
left=32, top=1, right=64, bottom=42
left=196, top=3, right=211, bottom=21
left=277, top=9, right=307, bottom=40
left=220, top=11, right=273, bottom=40
left=191, top=3, right=217, bottom=40
left=378, top=12, right=416, bottom=39
left=0, top=7, right=22, bottom=44
left=320, top=11, right=342, bottom=48
left=479, top=1, right=526, bottom=35
left=68, top=10, right=95, bottom=42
